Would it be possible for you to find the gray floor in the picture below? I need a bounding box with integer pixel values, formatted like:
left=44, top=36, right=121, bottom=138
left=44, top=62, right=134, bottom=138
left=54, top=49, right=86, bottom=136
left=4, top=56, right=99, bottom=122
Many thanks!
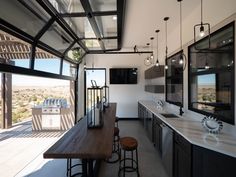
left=98, top=120, right=168, bottom=177
left=0, top=120, right=168, bottom=177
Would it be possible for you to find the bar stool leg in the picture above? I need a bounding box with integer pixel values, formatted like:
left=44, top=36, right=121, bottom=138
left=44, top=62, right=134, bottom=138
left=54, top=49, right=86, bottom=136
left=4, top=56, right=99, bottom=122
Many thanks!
left=136, top=149, right=140, bottom=177
left=123, top=150, right=126, bottom=177
left=131, top=151, right=134, bottom=168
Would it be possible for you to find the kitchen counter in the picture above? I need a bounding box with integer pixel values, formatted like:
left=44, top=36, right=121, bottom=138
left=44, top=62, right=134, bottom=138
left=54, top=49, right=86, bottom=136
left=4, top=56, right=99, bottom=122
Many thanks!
left=139, top=100, right=236, bottom=158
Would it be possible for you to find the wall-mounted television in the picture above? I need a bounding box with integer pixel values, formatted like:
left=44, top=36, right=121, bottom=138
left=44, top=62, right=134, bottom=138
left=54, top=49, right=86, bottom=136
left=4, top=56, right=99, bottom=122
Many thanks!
left=109, top=68, right=138, bottom=84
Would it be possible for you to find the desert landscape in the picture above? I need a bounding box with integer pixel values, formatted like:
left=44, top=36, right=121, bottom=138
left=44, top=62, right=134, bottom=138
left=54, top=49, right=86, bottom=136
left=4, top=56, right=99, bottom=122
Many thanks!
left=11, top=85, right=70, bottom=123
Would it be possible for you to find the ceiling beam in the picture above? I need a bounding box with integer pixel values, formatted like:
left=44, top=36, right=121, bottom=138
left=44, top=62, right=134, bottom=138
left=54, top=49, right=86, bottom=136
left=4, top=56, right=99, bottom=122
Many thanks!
left=117, top=0, right=126, bottom=50
left=88, top=51, right=152, bottom=54
left=80, top=0, right=105, bottom=51
left=61, top=11, right=117, bottom=18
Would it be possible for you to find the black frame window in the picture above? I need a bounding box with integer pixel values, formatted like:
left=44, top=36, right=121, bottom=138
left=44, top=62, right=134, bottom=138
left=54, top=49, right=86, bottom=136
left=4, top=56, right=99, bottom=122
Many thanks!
left=188, top=22, right=235, bottom=125
left=165, top=51, right=184, bottom=107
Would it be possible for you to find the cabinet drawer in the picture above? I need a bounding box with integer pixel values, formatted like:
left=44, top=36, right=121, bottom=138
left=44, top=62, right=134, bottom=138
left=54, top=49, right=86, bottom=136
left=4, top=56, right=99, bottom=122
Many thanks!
left=174, top=133, right=191, bottom=155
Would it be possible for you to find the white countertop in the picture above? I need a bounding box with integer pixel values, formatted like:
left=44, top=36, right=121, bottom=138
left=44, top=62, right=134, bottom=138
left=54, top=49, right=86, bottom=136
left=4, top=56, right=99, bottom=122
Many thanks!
left=139, top=100, right=236, bottom=158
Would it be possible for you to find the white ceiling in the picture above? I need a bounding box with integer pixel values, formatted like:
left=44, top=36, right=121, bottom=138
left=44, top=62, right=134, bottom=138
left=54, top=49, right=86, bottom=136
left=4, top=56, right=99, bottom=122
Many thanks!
left=122, top=0, right=200, bottom=49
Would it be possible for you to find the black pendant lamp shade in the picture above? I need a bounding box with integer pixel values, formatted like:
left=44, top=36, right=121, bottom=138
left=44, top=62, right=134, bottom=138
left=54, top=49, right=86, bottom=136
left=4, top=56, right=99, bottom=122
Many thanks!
left=194, top=0, right=211, bottom=49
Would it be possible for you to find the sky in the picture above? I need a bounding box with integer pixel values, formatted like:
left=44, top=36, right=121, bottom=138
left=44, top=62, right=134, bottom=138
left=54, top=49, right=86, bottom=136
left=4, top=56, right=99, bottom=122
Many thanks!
left=86, top=69, right=106, bottom=87
left=198, top=74, right=215, bottom=85
left=9, top=59, right=71, bottom=86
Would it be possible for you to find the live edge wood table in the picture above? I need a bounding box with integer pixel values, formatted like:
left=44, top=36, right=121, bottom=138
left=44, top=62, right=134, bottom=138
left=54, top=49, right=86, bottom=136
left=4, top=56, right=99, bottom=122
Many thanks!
left=43, top=103, right=117, bottom=177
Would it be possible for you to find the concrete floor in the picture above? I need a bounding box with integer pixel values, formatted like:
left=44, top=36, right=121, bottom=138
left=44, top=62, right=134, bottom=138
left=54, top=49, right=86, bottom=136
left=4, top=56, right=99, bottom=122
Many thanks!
left=0, top=120, right=168, bottom=177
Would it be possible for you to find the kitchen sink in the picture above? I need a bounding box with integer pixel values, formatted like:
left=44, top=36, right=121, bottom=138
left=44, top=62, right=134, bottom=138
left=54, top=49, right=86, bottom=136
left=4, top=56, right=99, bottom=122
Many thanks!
left=160, top=113, right=179, bottom=118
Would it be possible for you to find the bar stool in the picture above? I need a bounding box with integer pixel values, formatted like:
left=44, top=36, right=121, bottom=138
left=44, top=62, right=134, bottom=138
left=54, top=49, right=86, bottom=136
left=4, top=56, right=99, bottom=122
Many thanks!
left=115, top=116, right=119, bottom=127
left=106, top=127, right=120, bottom=163
left=67, top=159, right=83, bottom=177
left=118, top=137, right=140, bottom=177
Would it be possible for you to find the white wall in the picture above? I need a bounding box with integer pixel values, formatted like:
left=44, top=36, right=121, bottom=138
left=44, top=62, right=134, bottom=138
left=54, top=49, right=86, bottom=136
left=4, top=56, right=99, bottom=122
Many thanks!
left=81, top=54, right=162, bottom=118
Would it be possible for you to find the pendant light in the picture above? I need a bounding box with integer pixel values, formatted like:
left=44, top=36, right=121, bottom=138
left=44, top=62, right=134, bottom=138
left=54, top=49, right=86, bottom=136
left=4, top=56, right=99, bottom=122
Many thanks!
left=177, top=0, right=187, bottom=70
left=204, top=53, right=210, bottom=69
left=144, top=43, right=152, bottom=66
left=150, top=37, right=154, bottom=61
left=194, top=0, right=210, bottom=49
left=155, top=30, right=160, bottom=67
left=164, top=17, right=169, bottom=70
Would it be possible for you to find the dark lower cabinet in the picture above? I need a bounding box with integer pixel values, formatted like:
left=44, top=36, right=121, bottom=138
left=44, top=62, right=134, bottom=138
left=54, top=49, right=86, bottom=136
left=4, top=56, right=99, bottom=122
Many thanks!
left=192, top=145, right=236, bottom=177
left=147, top=114, right=153, bottom=142
left=174, top=133, right=191, bottom=177
left=138, top=103, right=236, bottom=177
left=138, top=103, right=145, bottom=126
left=153, top=115, right=162, bottom=154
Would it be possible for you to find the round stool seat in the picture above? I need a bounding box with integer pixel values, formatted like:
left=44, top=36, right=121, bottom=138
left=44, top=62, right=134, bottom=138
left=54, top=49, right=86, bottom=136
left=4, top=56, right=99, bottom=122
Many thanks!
left=120, top=137, right=138, bottom=151
left=114, top=127, right=120, bottom=136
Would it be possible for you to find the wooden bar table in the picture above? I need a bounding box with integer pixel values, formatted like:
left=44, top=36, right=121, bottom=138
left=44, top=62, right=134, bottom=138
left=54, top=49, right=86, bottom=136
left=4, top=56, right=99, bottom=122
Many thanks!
left=43, top=103, right=117, bottom=177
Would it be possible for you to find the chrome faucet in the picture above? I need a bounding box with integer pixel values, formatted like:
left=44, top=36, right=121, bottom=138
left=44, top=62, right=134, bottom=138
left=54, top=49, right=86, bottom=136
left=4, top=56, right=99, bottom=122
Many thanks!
left=179, top=106, right=184, bottom=116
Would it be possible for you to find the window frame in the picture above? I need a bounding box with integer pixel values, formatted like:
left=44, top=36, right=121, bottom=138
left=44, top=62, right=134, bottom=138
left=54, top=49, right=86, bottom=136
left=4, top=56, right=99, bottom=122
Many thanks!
left=165, top=50, right=184, bottom=107
left=188, top=21, right=235, bottom=125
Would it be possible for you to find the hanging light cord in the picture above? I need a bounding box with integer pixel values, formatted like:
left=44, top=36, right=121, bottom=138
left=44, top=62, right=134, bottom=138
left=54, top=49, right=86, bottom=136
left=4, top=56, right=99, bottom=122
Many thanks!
left=201, top=0, right=203, bottom=24
left=165, top=20, right=168, bottom=59
left=180, top=1, right=183, bottom=50
left=156, top=32, right=159, bottom=59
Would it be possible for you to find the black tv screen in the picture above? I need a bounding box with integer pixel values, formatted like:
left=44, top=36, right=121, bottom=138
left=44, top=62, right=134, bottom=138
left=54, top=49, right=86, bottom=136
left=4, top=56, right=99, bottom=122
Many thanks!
left=109, top=68, right=138, bottom=84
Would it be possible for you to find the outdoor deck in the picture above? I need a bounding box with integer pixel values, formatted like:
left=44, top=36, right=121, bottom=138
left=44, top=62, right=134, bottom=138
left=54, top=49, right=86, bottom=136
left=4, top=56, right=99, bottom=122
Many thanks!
left=0, top=120, right=66, bottom=177
left=0, top=120, right=168, bottom=177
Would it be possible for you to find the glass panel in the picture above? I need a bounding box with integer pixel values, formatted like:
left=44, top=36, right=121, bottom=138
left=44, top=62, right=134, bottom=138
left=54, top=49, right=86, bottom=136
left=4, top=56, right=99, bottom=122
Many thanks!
left=48, top=0, right=84, bottom=13
left=166, top=78, right=183, bottom=106
left=40, top=22, right=74, bottom=53
left=166, top=52, right=183, bottom=77
left=190, top=73, right=232, bottom=122
left=86, top=69, right=106, bottom=87
left=89, top=0, right=116, bottom=11
left=95, top=16, right=117, bottom=37
left=103, top=39, right=117, bottom=50
left=62, top=60, right=77, bottom=77
left=64, top=17, right=96, bottom=38
left=66, top=43, right=86, bottom=62
left=34, top=47, right=61, bottom=74
left=189, top=23, right=234, bottom=124
left=0, top=30, right=30, bottom=69
left=82, top=39, right=101, bottom=50
left=0, top=0, right=50, bottom=37
left=11, top=74, right=72, bottom=124
left=190, top=25, right=234, bottom=72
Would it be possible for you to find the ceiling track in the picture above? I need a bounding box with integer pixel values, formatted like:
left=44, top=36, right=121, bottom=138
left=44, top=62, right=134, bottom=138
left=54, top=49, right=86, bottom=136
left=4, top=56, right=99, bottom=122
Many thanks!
left=88, top=51, right=153, bottom=54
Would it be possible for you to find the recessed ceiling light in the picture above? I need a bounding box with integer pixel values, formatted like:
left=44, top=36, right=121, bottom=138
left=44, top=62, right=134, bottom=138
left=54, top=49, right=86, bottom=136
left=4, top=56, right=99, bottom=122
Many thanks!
left=112, top=16, right=117, bottom=20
